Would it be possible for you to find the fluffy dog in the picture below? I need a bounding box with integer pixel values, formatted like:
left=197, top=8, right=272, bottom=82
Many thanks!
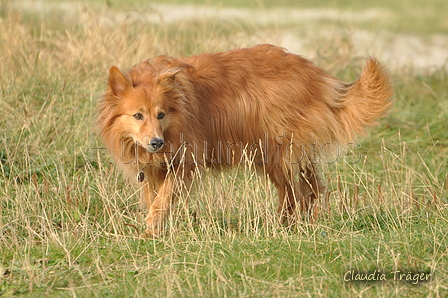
left=97, top=44, right=393, bottom=236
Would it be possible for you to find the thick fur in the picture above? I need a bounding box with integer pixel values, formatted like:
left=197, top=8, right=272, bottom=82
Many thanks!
left=97, top=44, right=393, bottom=236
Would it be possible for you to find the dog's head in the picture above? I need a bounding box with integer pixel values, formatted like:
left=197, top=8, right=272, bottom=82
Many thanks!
left=104, top=65, right=181, bottom=153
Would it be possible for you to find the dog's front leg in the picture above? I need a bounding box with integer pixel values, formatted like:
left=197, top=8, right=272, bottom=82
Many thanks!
left=144, top=176, right=174, bottom=237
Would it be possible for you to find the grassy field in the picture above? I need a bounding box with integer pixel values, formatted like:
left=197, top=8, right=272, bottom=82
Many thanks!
left=1, top=0, right=447, bottom=297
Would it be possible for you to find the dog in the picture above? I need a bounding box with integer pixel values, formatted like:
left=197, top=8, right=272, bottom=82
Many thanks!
left=97, top=44, right=393, bottom=236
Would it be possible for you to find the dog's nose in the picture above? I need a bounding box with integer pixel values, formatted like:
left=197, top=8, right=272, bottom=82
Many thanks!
left=149, top=137, right=164, bottom=150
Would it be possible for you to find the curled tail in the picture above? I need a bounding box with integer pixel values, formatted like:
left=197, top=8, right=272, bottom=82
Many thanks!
left=337, top=58, right=394, bottom=142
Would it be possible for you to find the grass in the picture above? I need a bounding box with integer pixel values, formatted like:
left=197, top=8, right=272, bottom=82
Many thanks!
left=1, top=0, right=447, bottom=297
left=102, top=0, right=448, bottom=34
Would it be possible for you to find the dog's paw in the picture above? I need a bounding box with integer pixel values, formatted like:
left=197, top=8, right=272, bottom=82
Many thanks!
left=143, top=227, right=162, bottom=238
left=144, top=211, right=166, bottom=238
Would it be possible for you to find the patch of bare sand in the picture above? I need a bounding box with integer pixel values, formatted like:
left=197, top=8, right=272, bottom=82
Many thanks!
left=278, top=29, right=448, bottom=73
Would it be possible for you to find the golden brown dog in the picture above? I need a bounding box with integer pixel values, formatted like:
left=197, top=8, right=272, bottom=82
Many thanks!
left=97, top=44, right=393, bottom=236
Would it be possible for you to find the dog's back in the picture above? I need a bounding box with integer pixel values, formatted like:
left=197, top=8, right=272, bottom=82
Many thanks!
left=161, top=44, right=392, bottom=167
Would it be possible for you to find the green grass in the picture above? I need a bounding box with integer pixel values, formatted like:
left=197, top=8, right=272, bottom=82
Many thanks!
left=101, top=0, right=448, bottom=34
left=1, top=0, right=448, bottom=297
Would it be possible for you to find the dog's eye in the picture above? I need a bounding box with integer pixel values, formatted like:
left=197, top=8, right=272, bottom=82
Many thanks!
left=133, top=113, right=143, bottom=120
left=157, top=113, right=165, bottom=120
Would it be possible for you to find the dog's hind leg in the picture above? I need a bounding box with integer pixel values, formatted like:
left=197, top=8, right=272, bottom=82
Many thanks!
left=268, top=163, right=321, bottom=224
left=267, top=166, right=300, bottom=224
left=297, top=164, right=321, bottom=216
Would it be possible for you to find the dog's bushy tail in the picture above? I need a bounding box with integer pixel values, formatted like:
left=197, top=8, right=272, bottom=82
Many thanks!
left=337, top=58, right=394, bottom=142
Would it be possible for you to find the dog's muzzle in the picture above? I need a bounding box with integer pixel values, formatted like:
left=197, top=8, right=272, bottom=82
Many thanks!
left=148, top=137, right=164, bottom=152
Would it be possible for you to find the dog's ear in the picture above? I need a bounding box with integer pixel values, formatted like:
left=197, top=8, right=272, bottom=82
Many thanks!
left=108, top=66, right=131, bottom=97
left=157, top=68, right=181, bottom=93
